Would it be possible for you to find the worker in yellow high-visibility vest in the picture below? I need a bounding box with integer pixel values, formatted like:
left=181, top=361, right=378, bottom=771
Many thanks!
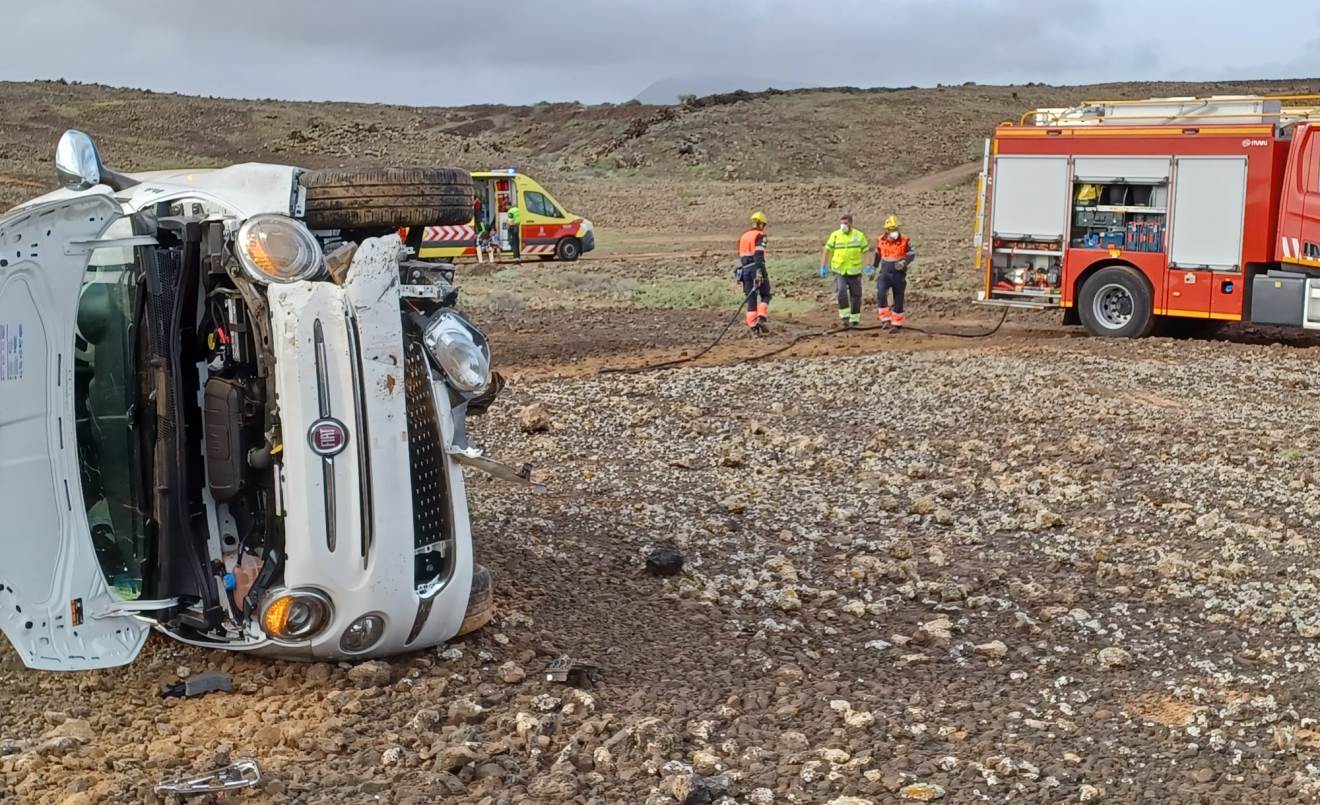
left=506, top=202, right=523, bottom=263
left=820, top=213, right=869, bottom=327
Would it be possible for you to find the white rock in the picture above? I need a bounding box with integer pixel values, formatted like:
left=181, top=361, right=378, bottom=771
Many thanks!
left=844, top=709, right=876, bottom=728
left=899, top=782, right=947, bottom=800
left=1097, top=647, right=1132, bottom=669
left=691, top=749, right=721, bottom=775
left=498, top=661, right=526, bottom=684
left=749, top=788, right=775, bottom=805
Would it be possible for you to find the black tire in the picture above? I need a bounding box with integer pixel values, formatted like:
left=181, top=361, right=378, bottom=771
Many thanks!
left=1077, top=266, right=1155, bottom=338
left=300, top=166, right=473, bottom=229
left=555, top=237, right=582, bottom=262
left=457, top=563, right=494, bottom=636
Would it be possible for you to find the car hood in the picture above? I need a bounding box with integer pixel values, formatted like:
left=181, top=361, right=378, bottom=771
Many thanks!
left=12, top=163, right=301, bottom=220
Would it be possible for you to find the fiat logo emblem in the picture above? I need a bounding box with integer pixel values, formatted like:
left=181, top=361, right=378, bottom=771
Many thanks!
left=308, top=418, right=348, bottom=457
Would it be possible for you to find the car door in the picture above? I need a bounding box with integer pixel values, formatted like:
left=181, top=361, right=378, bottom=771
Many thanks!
left=0, top=192, right=152, bottom=670
left=1302, top=124, right=1320, bottom=265
left=518, top=184, right=569, bottom=257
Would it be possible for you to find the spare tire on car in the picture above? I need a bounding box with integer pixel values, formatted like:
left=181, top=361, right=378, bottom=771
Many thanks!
left=300, top=166, right=473, bottom=229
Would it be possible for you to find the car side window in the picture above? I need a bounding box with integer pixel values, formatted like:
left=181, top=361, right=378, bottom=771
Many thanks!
left=526, top=191, right=560, bottom=218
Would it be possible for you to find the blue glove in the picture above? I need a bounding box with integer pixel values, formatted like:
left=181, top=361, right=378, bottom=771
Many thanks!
left=864, top=265, right=875, bottom=278
left=819, top=265, right=829, bottom=278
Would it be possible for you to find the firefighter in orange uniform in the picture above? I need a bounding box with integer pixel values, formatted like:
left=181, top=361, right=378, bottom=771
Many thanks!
left=873, top=215, right=915, bottom=327
left=737, top=211, right=771, bottom=333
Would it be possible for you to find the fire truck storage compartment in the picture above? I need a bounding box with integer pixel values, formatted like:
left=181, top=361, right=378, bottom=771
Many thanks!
left=1306, top=279, right=1320, bottom=330
left=992, top=156, right=1069, bottom=240
left=1251, top=270, right=1307, bottom=327
left=989, top=242, right=1062, bottom=300
left=1168, top=156, right=1248, bottom=271
left=989, top=156, right=1068, bottom=301
left=1071, top=157, right=1170, bottom=252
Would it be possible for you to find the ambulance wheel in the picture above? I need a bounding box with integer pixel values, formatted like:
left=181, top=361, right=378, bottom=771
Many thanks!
left=555, top=237, right=582, bottom=261
left=456, top=564, right=495, bottom=637
left=300, top=166, right=474, bottom=229
left=1078, top=266, right=1154, bottom=338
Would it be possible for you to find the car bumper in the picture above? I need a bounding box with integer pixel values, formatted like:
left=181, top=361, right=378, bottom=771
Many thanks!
left=581, top=229, right=595, bottom=253
left=259, top=237, right=474, bottom=660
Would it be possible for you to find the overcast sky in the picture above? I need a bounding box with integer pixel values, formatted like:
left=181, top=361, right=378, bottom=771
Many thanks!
left=2, top=0, right=1317, bottom=106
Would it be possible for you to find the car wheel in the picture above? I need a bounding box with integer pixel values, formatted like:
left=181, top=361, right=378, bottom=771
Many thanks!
left=456, top=563, right=494, bottom=636
left=1078, top=266, right=1154, bottom=338
left=555, top=237, right=582, bottom=261
left=300, top=166, right=474, bottom=229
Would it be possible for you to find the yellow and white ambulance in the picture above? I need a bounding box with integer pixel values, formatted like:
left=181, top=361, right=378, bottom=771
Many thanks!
left=417, top=168, right=595, bottom=262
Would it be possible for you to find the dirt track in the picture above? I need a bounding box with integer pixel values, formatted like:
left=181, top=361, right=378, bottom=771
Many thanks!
left=6, top=79, right=1320, bottom=804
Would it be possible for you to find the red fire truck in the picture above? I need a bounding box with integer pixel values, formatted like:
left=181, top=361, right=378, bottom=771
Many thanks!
left=974, top=95, right=1320, bottom=336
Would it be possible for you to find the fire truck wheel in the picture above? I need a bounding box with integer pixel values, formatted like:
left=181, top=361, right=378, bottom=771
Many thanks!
left=300, top=167, right=474, bottom=229
left=1078, top=266, right=1154, bottom=338
left=555, top=237, right=582, bottom=261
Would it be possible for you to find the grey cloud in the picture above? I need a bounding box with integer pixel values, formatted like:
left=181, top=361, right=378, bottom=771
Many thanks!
left=0, top=0, right=1314, bottom=105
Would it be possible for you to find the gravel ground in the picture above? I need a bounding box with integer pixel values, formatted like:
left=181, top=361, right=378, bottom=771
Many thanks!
left=8, top=333, right=1320, bottom=803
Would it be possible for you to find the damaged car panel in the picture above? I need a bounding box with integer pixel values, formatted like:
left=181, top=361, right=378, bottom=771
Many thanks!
left=0, top=130, right=525, bottom=670
left=0, top=194, right=154, bottom=670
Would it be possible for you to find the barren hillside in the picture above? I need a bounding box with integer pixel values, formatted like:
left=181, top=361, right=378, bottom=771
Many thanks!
left=2, top=77, right=1318, bottom=210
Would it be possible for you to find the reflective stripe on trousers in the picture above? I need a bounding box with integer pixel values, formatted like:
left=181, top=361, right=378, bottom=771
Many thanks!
left=877, top=265, right=906, bottom=314
left=834, top=274, right=862, bottom=317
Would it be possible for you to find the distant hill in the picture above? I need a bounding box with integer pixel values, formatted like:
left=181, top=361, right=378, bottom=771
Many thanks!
left=635, top=76, right=811, bottom=105
left=0, top=77, right=1318, bottom=210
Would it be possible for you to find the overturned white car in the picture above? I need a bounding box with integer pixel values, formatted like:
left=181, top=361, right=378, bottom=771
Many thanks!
left=0, top=131, right=532, bottom=670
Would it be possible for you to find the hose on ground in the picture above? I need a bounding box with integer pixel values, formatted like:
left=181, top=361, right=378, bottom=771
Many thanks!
left=599, top=298, right=1011, bottom=375
left=598, top=288, right=754, bottom=375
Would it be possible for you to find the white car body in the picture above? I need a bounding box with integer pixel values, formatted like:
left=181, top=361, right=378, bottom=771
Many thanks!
left=0, top=160, right=514, bottom=670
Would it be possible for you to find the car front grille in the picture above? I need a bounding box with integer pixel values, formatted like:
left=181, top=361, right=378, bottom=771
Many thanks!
left=403, top=331, right=453, bottom=591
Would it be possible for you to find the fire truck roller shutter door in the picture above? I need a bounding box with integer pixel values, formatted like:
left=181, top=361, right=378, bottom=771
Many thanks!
left=991, top=156, right=1069, bottom=240
left=1072, top=157, right=1172, bottom=184
left=1168, top=157, right=1248, bottom=272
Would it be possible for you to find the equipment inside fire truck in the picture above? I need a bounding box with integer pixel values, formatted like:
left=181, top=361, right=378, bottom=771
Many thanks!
left=973, top=95, right=1320, bottom=337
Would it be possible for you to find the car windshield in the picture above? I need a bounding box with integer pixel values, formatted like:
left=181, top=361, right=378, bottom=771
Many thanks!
left=75, top=233, right=148, bottom=601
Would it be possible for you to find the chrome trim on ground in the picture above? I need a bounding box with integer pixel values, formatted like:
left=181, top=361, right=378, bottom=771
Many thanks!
left=313, top=319, right=336, bottom=553
left=404, top=596, right=435, bottom=646
left=345, top=310, right=373, bottom=568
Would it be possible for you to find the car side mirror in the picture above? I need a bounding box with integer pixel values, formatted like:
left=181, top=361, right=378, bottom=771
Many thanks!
left=55, top=130, right=103, bottom=191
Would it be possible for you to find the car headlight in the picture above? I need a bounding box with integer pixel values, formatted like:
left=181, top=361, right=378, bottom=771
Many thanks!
left=261, top=589, right=333, bottom=642
left=422, top=310, right=491, bottom=393
left=234, top=214, right=325, bottom=284
left=339, top=613, right=386, bottom=654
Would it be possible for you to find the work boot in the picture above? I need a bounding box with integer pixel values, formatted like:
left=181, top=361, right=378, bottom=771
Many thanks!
left=756, top=317, right=770, bottom=335
left=877, top=307, right=892, bottom=324
left=848, top=314, right=861, bottom=328
left=890, top=311, right=907, bottom=329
